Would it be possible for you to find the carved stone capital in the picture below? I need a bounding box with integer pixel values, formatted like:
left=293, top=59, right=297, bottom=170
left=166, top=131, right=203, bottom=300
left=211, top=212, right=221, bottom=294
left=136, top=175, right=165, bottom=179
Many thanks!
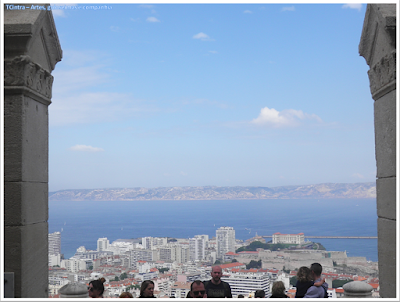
left=4, top=55, right=54, bottom=101
left=368, top=50, right=396, bottom=100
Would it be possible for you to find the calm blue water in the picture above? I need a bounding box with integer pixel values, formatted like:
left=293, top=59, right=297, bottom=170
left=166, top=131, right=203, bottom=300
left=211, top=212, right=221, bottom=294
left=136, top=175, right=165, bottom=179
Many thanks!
left=49, top=198, right=378, bottom=261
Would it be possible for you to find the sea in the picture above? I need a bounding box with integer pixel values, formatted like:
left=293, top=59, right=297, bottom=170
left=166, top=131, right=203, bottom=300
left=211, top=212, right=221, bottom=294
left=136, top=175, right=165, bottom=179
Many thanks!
left=49, top=198, right=378, bottom=262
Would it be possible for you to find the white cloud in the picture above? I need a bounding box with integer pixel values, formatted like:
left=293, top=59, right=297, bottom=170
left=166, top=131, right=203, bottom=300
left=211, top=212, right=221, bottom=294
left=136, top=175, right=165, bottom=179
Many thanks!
left=209, top=50, right=218, bottom=54
left=180, top=171, right=187, bottom=176
left=352, top=173, right=365, bottom=179
left=69, top=145, right=104, bottom=152
left=251, top=107, right=322, bottom=128
left=243, top=10, right=252, bottom=14
left=193, top=32, right=214, bottom=41
left=342, top=4, right=363, bottom=11
left=146, top=17, right=160, bottom=22
left=110, top=26, right=120, bottom=32
left=282, top=6, right=295, bottom=12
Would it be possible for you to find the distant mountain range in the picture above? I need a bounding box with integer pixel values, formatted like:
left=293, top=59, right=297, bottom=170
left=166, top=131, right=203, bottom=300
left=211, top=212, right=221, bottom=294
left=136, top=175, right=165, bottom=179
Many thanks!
left=49, top=182, right=376, bottom=201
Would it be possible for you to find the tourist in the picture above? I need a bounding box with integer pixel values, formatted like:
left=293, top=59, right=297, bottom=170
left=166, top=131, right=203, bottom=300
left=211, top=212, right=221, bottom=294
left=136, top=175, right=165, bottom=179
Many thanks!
left=204, top=265, right=232, bottom=298
left=190, top=280, right=207, bottom=298
left=295, top=266, right=326, bottom=298
left=88, top=278, right=106, bottom=298
left=303, top=263, right=329, bottom=298
left=254, top=289, right=266, bottom=298
left=139, top=280, right=156, bottom=298
left=237, top=294, right=245, bottom=298
left=119, top=292, right=133, bottom=298
left=270, top=281, right=288, bottom=298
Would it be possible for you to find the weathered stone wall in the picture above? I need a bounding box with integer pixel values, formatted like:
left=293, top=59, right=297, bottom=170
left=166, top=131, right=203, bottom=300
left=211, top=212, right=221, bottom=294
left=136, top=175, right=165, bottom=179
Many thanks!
left=359, top=4, right=396, bottom=298
left=4, top=4, right=62, bottom=297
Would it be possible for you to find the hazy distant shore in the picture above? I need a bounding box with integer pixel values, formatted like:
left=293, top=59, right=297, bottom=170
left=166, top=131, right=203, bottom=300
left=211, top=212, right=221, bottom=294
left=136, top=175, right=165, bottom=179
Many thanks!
left=49, top=182, right=376, bottom=201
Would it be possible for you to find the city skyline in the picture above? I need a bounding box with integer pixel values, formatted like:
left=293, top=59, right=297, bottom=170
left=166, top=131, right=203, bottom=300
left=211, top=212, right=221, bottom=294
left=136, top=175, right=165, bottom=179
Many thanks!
left=47, top=3, right=376, bottom=192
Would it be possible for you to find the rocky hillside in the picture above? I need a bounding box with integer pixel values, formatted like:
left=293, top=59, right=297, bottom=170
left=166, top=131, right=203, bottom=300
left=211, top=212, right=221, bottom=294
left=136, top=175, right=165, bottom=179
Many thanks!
left=49, top=182, right=376, bottom=201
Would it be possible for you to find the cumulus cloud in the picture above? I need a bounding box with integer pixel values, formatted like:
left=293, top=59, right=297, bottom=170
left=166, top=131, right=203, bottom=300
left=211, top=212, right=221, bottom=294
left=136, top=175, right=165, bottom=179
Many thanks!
left=282, top=6, right=295, bottom=12
left=243, top=10, right=253, bottom=14
left=342, top=4, right=363, bottom=11
left=146, top=17, right=160, bottom=22
left=251, top=107, right=322, bottom=128
left=69, top=145, right=104, bottom=152
left=193, top=32, right=214, bottom=41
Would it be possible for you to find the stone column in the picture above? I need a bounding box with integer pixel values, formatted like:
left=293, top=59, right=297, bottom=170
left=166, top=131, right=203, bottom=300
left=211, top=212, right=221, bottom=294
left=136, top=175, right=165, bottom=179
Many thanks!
left=359, top=4, right=396, bottom=298
left=4, top=4, right=62, bottom=298
left=343, top=281, right=373, bottom=298
left=59, top=282, right=89, bottom=298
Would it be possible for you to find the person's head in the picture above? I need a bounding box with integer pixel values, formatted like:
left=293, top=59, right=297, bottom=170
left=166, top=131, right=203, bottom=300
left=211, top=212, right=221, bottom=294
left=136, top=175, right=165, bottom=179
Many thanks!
left=237, top=294, right=245, bottom=298
left=88, top=278, right=105, bottom=298
left=140, top=280, right=155, bottom=298
left=190, top=280, right=206, bottom=298
left=119, top=292, right=133, bottom=298
left=254, top=290, right=265, bottom=298
left=211, top=266, right=223, bottom=284
left=272, top=281, right=286, bottom=296
left=310, top=263, right=323, bottom=279
left=297, top=266, right=312, bottom=282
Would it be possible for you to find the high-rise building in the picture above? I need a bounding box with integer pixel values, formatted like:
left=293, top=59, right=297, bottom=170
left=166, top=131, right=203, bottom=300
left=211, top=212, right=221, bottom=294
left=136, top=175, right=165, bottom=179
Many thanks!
left=97, top=237, right=109, bottom=251
left=48, top=232, right=61, bottom=255
left=221, top=273, right=270, bottom=298
left=189, top=236, right=206, bottom=261
left=216, top=226, right=235, bottom=259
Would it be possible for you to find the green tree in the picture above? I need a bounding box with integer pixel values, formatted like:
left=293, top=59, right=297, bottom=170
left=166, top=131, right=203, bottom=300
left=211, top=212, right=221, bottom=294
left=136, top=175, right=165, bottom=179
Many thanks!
left=290, top=276, right=297, bottom=287
left=159, top=268, right=169, bottom=274
left=232, top=259, right=238, bottom=263
left=332, top=279, right=353, bottom=288
left=214, top=260, right=221, bottom=265
left=120, top=273, right=128, bottom=280
left=246, top=260, right=261, bottom=269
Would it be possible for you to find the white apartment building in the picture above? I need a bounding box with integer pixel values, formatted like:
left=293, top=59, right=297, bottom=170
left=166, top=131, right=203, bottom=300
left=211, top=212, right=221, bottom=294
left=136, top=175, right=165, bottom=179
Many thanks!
left=221, top=273, right=270, bottom=298
left=142, top=237, right=168, bottom=249
left=189, top=236, right=206, bottom=261
left=97, top=237, right=110, bottom=251
left=61, top=258, right=91, bottom=273
left=272, top=233, right=305, bottom=245
left=49, top=231, right=61, bottom=255
left=129, top=248, right=158, bottom=268
left=158, top=244, right=189, bottom=263
left=216, top=227, right=236, bottom=259
left=49, top=253, right=61, bottom=267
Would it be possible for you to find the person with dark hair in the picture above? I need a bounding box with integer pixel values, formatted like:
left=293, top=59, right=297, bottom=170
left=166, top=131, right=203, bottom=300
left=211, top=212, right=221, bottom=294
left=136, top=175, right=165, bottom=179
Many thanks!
left=139, top=280, right=155, bottom=298
left=270, top=281, right=288, bottom=298
left=88, top=277, right=106, bottom=298
left=190, top=280, right=207, bottom=298
left=237, top=294, right=245, bottom=298
left=254, top=289, right=266, bottom=298
left=303, top=263, right=329, bottom=298
left=119, top=292, right=133, bottom=298
left=296, top=266, right=326, bottom=298
left=204, top=266, right=232, bottom=298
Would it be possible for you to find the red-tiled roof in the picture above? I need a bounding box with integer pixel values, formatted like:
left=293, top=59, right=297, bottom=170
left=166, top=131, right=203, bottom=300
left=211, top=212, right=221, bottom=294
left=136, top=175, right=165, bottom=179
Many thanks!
left=368, top=283, right=379, bottom=289
left=335, top=288, right=344, bottom=293
left=219, top=262, right=245, bottom=269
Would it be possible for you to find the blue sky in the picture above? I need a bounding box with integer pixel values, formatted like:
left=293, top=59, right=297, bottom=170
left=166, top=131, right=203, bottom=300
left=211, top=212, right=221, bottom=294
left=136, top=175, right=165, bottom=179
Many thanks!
left=47, top=2, right=376, bottom=191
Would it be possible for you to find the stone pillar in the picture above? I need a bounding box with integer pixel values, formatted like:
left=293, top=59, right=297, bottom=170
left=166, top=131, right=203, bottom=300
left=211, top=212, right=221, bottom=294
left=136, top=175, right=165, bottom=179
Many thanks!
left=4, top=4, right=62, bottom=298
left=343, top=281, right=373, bottom=298
left=59, top=282, right=89, bottom=298
left=359, top=4, right=396, bottom=298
